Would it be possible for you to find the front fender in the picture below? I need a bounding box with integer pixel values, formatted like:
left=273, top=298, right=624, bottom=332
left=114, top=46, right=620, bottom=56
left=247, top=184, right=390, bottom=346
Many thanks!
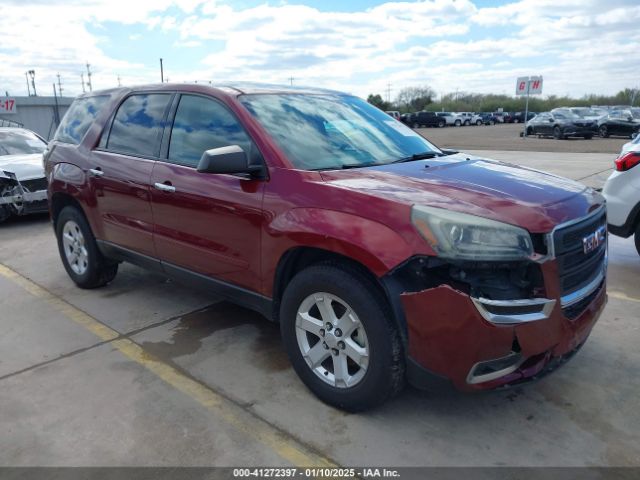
left=262, top=207, right=415, bottom=295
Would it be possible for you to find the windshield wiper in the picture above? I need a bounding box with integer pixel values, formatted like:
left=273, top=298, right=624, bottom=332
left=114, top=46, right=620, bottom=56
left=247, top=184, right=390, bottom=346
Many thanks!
left=340, top=162, right=383, bottom=169
left=389, top=151, right=443, bottom=164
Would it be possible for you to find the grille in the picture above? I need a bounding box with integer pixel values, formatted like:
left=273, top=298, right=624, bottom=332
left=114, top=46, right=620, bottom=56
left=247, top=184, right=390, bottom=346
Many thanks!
left=562, top=280, right=604, bottom=320
left=20, top=177, right=48, bottom=192
left=553, top=208, right=606, bottom=298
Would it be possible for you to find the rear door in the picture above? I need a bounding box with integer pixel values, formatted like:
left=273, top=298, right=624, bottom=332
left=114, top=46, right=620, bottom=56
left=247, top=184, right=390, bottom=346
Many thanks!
left=150, top=93, right=265, bottom=293
left=89, top=93, right=173, bottom=257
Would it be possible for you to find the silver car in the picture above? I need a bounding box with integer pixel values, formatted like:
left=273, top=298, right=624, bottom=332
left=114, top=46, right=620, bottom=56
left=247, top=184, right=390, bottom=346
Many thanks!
left=0, top=127, right=49, bottom=223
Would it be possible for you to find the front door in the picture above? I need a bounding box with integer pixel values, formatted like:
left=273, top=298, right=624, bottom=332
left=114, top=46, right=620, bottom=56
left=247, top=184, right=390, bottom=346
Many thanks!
left=150, top=94, right=265, bottom=293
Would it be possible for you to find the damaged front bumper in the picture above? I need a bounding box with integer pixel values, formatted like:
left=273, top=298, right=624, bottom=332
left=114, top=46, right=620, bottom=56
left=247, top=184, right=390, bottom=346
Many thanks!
left=0, top=171, right=48, bottom=218
left=400, top=279, right=606, bottom=391
left=383, top=246, right=607, bottom=392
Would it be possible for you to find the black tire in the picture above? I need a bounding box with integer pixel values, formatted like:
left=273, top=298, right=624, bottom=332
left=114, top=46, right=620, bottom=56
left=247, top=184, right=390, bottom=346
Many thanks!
left=464, top=120, right=470, bottom=126
left=280, top=263, right=404, bottom=412
left=454, top=119, right=461, bottom=127
left=635, top=224, right=640, bottom=257
left=553, top=126, right=564, bottom=140
left=412, top=122, right=419, bottom=129
left=438, top=120, right=445, bottom=128
left=55, top=206, right=118, bottom=289
left=0, top=205, right=10, bottom=223
left=526, top=127, right=534, bottom=136
left=514, top=119, right=519, bottom=123
left=475, top=120, right=482, bottom=126
left=599, top=125, right=609, bottom=138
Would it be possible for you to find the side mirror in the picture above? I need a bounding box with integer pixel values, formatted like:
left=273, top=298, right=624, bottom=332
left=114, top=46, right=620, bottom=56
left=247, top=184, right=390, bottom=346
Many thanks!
left=196, top=145, right=263, bottom=177
left=548, top=118, right=554, bottom=123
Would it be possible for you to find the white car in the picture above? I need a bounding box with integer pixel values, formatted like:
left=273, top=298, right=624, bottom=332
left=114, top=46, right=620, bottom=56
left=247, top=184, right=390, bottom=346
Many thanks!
left=436, top=112, right=458, bottom=126
left=455, top=112, right=475, bottom=126
left=602, top=133, right=640, bottom=254
left=0, top=127, right=49, bottom=223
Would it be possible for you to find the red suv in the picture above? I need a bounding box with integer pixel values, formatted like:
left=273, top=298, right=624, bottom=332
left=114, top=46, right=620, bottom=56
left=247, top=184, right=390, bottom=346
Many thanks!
left=45, top=84, right=607, bottom=411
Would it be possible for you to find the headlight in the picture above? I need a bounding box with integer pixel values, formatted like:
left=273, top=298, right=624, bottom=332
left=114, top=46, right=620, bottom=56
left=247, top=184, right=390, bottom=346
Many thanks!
left=411, top=205, right=533, bottom=261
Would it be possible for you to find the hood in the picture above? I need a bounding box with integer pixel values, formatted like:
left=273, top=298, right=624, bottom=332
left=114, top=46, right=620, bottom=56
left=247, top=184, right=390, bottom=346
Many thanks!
left=320, top=154, right=603, bottom=233
left=0, top=154, right=45, bottom=181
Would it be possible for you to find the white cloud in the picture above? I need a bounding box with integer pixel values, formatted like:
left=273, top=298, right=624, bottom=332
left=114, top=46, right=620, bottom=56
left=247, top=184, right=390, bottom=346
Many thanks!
left=0, top=0, right=638, bottom=101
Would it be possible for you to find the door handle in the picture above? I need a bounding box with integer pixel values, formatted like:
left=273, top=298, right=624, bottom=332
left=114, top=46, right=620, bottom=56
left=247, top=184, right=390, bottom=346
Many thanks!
left=88, top=168, right=104, bottom=177
left=154, top=182, right=176, bottom=193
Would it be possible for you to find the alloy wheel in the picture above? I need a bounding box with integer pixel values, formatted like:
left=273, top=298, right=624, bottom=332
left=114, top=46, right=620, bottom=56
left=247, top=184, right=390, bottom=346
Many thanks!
left=295, top=292, right=369, bottom=389
left=62, top=220, right=89, bottom=275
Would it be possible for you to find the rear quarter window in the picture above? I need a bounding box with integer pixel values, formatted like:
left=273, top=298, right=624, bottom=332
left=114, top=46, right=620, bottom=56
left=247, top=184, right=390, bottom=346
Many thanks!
left=54, top=95, right=109, bottom=145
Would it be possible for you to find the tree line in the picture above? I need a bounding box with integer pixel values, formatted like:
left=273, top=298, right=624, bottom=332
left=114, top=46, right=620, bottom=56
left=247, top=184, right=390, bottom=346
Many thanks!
left=367, top=86, right=640, bottom=114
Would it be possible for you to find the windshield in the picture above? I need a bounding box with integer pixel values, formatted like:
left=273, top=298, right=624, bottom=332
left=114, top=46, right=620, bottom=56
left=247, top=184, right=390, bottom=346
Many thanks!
left=240, top=94, right=441, bottom=170
left=0, top=130, right=47, bottom=156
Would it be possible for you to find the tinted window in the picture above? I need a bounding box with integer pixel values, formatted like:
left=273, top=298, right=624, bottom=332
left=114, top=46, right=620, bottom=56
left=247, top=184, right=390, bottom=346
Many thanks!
left=0, top=130, right=47, bottom=156
left=241, top=94, right=441, bottom=170
left=54, top=95, right=109, bottom=145
left=168, top=95, right=252, bottom=167
left=106, top=94, right=171, bottom=157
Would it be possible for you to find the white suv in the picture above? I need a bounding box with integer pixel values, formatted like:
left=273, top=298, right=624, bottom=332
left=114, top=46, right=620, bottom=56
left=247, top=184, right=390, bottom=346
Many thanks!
left=602, top=133, right=640, bottom=254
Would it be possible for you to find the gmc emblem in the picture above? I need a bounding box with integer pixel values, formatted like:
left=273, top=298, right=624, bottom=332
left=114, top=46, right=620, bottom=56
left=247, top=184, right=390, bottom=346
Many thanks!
left=583, top=225, right=606, bottom=254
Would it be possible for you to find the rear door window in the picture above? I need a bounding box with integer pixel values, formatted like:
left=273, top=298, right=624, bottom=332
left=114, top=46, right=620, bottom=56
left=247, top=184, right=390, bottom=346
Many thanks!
left=167, top=94, right=253, bottom=168
left=105, top=94, right=172, bottom=157
left=54, top=95, right=109, bottom=144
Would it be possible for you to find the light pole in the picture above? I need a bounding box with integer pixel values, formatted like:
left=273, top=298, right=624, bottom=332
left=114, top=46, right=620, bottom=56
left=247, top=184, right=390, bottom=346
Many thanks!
left=25, top=72, right=31, bottom=96
left=28, top=70, right=37, bottom=96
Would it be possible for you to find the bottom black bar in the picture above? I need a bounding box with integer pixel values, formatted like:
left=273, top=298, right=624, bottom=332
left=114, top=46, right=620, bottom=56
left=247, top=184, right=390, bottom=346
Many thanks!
left=0, top=467, right=638, bottom=480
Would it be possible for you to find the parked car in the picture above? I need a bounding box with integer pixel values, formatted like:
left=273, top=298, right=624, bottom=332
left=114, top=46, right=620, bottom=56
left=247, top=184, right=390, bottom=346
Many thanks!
left=0, top=127, right=49, bottom=223
left=525, top=111, right=594, bottom=139
left=552, top=108, right=601, bottom=132
left=409, top=111, right=446, bottom=128
left=385, top=110, right=401, bottom=120
left=597, top=110, right=640, bottom=138
left=456, top=112, right=474, bottom=126
left=475, top=112, right=498, bottom=125
left=46, top=83, right=607, bottom=411
left=602, top=134, right=640, bottom=254
left=512, top=111, right=537, bottom=123
left=492, top=111, right=512, bottom=123
left=436, top=112, right=457, bottom=126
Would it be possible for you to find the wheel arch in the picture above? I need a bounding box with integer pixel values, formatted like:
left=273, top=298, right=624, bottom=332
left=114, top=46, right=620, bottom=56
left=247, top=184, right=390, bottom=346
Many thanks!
left=271, top=246, right=409, bottom=347
left=50, top=192, right=86, bottom=228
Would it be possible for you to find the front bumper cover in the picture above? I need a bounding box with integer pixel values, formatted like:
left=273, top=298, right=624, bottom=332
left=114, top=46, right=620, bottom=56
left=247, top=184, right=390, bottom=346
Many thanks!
left=400, top=275, right=606, bottom=391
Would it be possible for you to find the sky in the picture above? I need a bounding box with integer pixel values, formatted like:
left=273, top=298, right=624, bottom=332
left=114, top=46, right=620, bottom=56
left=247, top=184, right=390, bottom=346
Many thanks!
left=1, top=0, right=639, bottom=100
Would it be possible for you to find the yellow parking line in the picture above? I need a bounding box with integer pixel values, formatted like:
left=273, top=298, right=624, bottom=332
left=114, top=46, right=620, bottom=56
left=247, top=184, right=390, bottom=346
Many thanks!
left=608, top=291, right=640, bottom=303
left=0, top=263, right=335, bottom=468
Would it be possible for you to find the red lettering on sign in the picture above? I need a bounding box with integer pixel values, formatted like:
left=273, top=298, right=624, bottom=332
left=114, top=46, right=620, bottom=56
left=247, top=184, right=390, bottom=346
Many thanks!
left=531, top=80, right=540, bottom=90
left=519, top=81, right=526, bottom=91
